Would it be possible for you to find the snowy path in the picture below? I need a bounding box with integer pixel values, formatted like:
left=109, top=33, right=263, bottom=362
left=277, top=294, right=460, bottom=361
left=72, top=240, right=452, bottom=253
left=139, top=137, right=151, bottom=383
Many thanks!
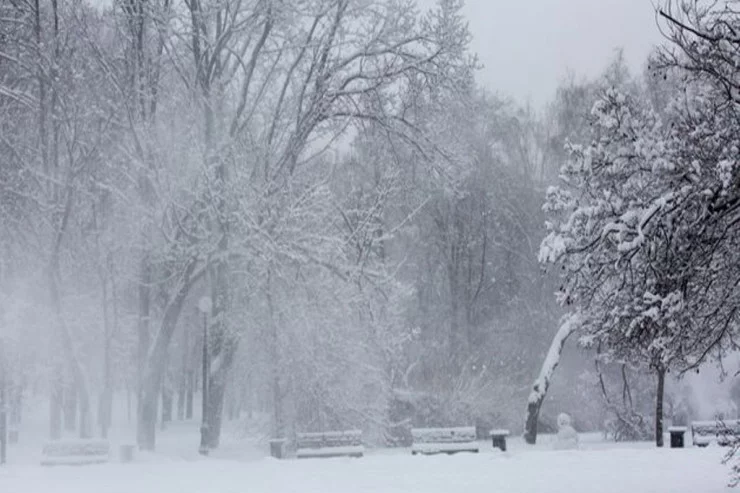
left=0, top=445, right=731, bottom=493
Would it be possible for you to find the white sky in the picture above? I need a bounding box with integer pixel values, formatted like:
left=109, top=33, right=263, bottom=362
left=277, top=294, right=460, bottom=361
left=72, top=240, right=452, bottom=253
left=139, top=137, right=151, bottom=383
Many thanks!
left=459, top=0, right=664, bottom=107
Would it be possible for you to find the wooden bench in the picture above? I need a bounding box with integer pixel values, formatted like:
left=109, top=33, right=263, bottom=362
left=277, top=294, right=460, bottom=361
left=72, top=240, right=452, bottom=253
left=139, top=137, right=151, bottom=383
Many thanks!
left=691, top=420, right=740, bottom=447
left=41, top=440, right=110, bottom=466
left=295, top=430, right=364, bottom=458
left=411, top=426, right=479, bottom=455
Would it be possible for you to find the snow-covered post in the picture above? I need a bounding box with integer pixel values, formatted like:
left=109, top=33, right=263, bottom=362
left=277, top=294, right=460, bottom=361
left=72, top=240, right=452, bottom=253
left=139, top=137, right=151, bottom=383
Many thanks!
left=523, top=314, right=580, bottom=444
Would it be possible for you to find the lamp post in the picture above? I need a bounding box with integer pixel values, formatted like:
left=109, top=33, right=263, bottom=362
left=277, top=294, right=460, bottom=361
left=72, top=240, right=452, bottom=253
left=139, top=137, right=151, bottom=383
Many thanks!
left=0, top=338, right=7, bottom=465
left=197, top=296, right=212, bottom=456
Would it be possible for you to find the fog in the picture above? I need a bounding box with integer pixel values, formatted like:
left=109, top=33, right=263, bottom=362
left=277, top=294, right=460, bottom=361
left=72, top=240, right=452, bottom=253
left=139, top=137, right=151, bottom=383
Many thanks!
left=462, top=0, right=663, bottom=106
left=0, top=0, right=738, bottom=475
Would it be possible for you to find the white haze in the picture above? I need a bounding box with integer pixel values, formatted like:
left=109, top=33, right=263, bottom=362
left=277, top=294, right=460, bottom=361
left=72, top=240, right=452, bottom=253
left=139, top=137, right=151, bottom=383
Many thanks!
left=426, top=0, right=664, bottom=107
left=1, top=0, right=738, bottom=484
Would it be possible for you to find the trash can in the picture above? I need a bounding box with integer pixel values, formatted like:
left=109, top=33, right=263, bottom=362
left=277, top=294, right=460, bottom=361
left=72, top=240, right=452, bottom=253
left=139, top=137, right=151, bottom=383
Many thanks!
left=490, top=429, right=510, bottom=452
left=668, top=426, right=687, bottom=448
left=270, top=438, right=287, bottom=459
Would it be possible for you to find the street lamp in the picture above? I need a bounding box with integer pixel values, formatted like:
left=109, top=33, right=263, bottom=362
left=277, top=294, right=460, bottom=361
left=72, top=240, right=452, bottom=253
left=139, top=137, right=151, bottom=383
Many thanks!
left=197, top=296, right=212, bottom=456
left=0, top=338, right=7, bottom=465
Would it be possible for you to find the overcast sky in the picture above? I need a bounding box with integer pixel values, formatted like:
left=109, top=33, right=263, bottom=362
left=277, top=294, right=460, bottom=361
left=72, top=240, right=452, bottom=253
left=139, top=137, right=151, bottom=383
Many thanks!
left=459, top=0, right=664, bottom=107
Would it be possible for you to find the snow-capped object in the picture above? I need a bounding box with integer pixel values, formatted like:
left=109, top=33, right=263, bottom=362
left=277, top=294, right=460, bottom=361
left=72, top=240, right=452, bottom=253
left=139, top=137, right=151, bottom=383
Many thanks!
left=553, top=413, right=579, bottom=450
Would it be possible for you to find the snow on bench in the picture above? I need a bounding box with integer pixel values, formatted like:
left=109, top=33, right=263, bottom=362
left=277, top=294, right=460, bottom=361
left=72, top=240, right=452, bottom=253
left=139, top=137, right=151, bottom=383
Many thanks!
left=411, top=426, right=479, bottom=455
left=41, top=440, right=111, bottom=466
left=691, top=420, right=740, bottom=447
left=295, top=430, right=364, bottom=459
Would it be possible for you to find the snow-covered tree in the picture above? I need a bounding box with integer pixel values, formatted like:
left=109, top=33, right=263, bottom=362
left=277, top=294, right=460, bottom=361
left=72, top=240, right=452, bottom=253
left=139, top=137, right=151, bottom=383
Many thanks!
left=540, top=61, right=740, bottom=445
left=523, top=55, right=645, bottom=445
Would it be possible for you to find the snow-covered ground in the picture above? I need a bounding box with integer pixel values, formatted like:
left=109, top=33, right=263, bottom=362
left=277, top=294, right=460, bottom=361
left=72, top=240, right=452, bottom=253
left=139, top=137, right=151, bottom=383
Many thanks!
left=0, top=422, right=733, bottom=493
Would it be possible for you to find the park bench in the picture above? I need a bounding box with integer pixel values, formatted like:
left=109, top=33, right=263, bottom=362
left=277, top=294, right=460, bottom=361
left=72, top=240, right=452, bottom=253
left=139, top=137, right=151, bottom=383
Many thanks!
left=295, top=430, right=364, bottom=458
left=41, top=440, right=111, bottom=466
left=411, top=426, right=479, bottom=455
left=691, top=419, right=740, bottom=447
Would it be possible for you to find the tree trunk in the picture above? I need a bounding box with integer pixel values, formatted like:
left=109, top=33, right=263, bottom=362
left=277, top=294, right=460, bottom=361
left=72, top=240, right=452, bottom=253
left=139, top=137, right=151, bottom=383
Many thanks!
left=199, top=313, right=209, bottom=454
left=655, top=367, right=666, bottom=447
left=204, top=378, right=226, bottom=448
left=137, top=257, right=151, bottom=431
left=161, top=385, right=173, bottom=428
left=160, top=352, right=172, bottom=432
left=0, top=347, right=7, bottom=463
left=186, top=371, right=194, bottom=420
left=99, top=264, right=113, bottom=439
left=137, top=375, right=160, bottom=450
left=63, top=383, right=77, bottom=432
left=99, top=388, right=112, bottom=439
left=523, top=314, right=579, bottom=444
left=9, top=384, right=21, bottom=443
left=127, top=386, right=132, bottom=424
left=78, top=393, right=92, bottom=439
left=50, top=376, right=63, bottom=440
left=523, top=399, right=542, bottom=445
left=272, top=372, right=283, bottom=438
left=247, top=373, right=253, bottom=420
left=0, top=370, right=5, bottom=465
left=137, top=258, right=200, bottom=450
left=177, top=326, right=190, bottom=421
left=61, top=365, right=92, bottom=439
left=227, top=375, right=239, bottom=421
left=200, top=238, right=235, bottom=451
left=267, top=270, right=283, bottom=438
left=448, top=258, right=461, bottom=375
left=49, top=257, right=93, bottom=440
left=48, top=244, right=91, bottom=440
left=177, top=389, right=185, bottom=421
left=203, top=338, right=238, bottom=449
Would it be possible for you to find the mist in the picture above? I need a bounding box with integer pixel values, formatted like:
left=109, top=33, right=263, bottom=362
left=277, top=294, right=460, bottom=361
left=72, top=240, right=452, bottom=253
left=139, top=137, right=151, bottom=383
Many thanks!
left=1, top=1, right=739, bottom=491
